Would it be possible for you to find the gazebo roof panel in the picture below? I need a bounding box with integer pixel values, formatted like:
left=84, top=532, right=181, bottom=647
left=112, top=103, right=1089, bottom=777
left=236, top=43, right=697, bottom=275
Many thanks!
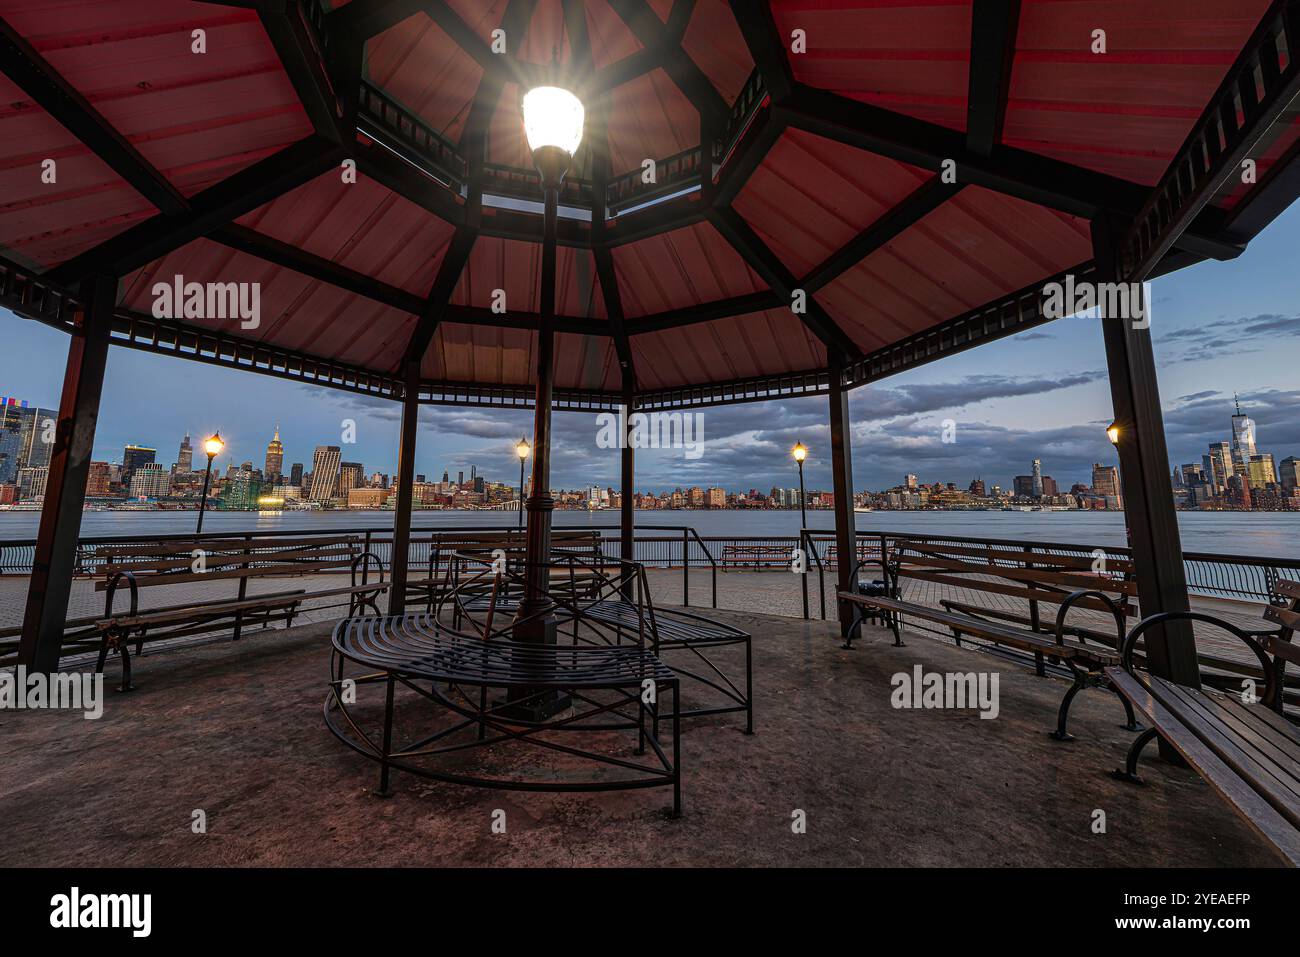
left=17, top=1, right=312, bottom=198
left=681, top=1, right=755, bottom=105
left=1218, top=116, right=1300, bottom=211
left=238, top=173, right=459, bottom=298
left=516, top=0, right=572, bottom=66
left=818, top=187, right=1091, bottom=349
left=554, top=330, right=620, bottom=391
left=611, top=219, right=767, bottom=319
left=451, top=235, right=608, bottom=320
left=630, top=308, right=825, bottom=392
left=606, top=67, right=698, bottom=173
left=586, top=0, right=646, bottom=70
left=772, top=0, right=974, bottom=133
left=1004, top=0, right=1275, bottom=186
left=363, top=11, right=484, bottom=146
left=425, top=322, right=536, bottom=386
left=0, top=74, right=155, bottom=270
left=733, top=127, right=931, bottom=277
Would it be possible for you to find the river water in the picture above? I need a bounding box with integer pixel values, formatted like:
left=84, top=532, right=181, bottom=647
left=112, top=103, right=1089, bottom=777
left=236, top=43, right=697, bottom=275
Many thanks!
left=0, top=508, right=1295, bottom=560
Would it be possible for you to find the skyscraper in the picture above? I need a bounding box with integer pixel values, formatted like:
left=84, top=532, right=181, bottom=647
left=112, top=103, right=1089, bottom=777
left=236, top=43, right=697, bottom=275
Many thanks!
left=289, top=462, right=303, bottom=487
left=1204, top=441, right=1233, bottom=490
left=176, top=433, right=193, bottom=473
left=122, top=445, right=156, bottom=488
left=338, top=461, right=364, bottom=497
left=1092, top=463, right=1121, bottom=507
left=1031, top=458, right=1043, bottom=498
left=309, top=445, right=341, bottom=501
left=1230, top=394, right=1256, bottom=472
left=265, top=426, right=284, bottom=483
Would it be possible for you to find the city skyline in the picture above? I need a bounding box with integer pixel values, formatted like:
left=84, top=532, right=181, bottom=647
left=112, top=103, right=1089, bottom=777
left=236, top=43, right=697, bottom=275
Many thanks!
left=3, top=203, right=1298, bottom=496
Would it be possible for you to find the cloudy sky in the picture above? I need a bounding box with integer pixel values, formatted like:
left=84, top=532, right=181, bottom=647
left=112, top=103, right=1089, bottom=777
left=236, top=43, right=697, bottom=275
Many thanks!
left=4, top=202, right=1298, bottom=495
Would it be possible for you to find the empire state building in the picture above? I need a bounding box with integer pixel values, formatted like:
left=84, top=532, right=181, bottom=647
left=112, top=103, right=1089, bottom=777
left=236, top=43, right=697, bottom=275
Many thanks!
left=265, top=426, right=284, bottom=483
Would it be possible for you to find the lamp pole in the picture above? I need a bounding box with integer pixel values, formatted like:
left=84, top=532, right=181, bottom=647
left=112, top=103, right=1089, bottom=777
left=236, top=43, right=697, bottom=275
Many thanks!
left=516, top=437, right=529, bottom=532
left=196, top=432, right=223, bottom=534
left=792, top=442, right=809, bottom=619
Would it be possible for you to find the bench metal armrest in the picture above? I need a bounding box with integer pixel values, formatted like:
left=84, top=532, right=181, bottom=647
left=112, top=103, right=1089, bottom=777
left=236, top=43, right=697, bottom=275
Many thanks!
left=1121, top=611, right=1281, bottom=710
left=1054, top=589, right=1125, bottom=650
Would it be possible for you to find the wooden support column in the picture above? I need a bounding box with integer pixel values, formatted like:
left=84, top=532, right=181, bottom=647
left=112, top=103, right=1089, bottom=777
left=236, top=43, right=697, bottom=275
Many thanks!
left=19, top=274, right=114, bottom=673
left=620, top=368, right=635, bottom=592
left=387, top=359, right=419, bottom=615
left=827, top=353, right=859, bottom=641
left=1093, top=215, right=1198, bottom=686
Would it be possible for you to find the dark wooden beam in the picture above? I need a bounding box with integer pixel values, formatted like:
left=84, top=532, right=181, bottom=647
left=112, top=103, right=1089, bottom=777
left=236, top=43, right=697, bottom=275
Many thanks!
left=966, top=0, right=1021, bottom=156
left=19, top=274, right=115, bottom=674
left=781, top=84, right=1241, bottom=261
left=327, top=0, right=427, bottom=39
left=626, top=290, right=780, bottom=334
left=0, top=18, right=187, bottom=215
left=48, top=136, right=345, bottom=283
left=1118, top=0, right=1300, bottom=281
left=608, top=0, right=728, bottom=126
left=802, top=177, right=963, bottom=293
left=707, top=205, right=862, bottom=359
left=827, top=351, right=858, bottom=642
left=727, top=0, right=793, bottom=104
left=667, top=0, right=695, bottom=40
left=259, top=2, right=343, bottom=142
left=213, top=224, right=426, bottom=313
left=388, top=359, right=420, bottom=615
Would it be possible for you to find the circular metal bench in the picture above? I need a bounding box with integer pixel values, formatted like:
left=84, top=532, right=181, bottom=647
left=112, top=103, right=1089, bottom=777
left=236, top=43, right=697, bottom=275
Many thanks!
left=325, top=611, right=681, bottom=815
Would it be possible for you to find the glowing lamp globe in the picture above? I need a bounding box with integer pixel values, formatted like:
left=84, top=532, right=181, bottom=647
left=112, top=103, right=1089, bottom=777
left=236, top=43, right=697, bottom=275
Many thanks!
left=791, top=442, right=808, bottom=463
left=204, top=432, right=225, bottom=458
left=516, top=437, right=531, bottom=460
left=522, top=86, right=585, bottom=158
left=1106, top=423, right=1121, bottom=446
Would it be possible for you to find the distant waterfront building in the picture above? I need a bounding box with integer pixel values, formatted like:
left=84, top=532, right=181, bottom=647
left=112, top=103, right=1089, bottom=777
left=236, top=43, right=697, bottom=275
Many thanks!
left=1013, top=475, right=1034, bottom=499
left=289, top=462, right=303, bottom=487
left=86, top=461, right=112, bottom=497
left=264, top=426, right=284, bottom=483
left=1246, top=453, right=1276, bottom=490
left=176, top=433, right=193, bottom=473
left=309, top=446, right=341, bottom=501
left=968, top=478, right=986, bottom=497
left=1281, top=456, right=1300, bottom=495
left=706, top=486, right=726, bottom=508
left=347, top=487, right=388, bottom=508
left=1230, top=394, right=1257, bottom=471
left=122, top=445, right=156, bottom=488
left=1091, top=463, right=1121, bottom=508
left=1204, top=441, right=1233, bottom=490
left=1031, top=459, right=1043, bottom=498
left=338, top=461, right=364, bottom=498
left=128, top=463, right=170, bottom=499
left=0, top=403, right=58, bottom=484
left=18, top=465, right=48, bottom=500
left=1040, top=476, right=1058, bottom=498
left=904, top=473, right=918, bottom=489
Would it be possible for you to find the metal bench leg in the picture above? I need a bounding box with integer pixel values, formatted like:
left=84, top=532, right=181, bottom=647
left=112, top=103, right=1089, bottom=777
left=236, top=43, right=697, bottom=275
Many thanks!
left=1034, top=651, right=1045, bottom=677
left=669, top=681, right=681, bottom=819
left=744, top=637, right=754, bottom=734
left=377, top=675, right=395, bottom=798
left=1112, top=684, right=1143, bottom=732
left=1113, top=727, right=1159, bottom=784
left=890, top=610, right=904, bottom=647
left=117, top=643, right=133, bottom=693
left=1048, top=664, right=1087, bottom=741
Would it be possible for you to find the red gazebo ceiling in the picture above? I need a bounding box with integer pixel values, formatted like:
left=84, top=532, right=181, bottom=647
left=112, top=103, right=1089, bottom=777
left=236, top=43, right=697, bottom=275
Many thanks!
left=0, top=0, right=1297, bottom=402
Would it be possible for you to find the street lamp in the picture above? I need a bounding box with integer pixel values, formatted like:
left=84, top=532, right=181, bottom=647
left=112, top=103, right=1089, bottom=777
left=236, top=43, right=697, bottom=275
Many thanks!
left=197, top=431, right=224, bottom=534
left=1106, top=421, right=1121, bottom=446
left=515, top=437, right=530, bottom=531
left=792, top=441, right=809, bottom=619
left=513, top=85, right=584, bottom=655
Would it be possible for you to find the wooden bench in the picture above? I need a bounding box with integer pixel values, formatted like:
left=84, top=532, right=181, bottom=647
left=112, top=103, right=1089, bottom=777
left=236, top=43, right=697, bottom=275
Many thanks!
left=1106, top=580, right=1300, bottom=866
left=839, top=538, right=1142, bottom=739
left=93, top=535, right=387, bottom=689
left=721, top=543, right=793, bottom=570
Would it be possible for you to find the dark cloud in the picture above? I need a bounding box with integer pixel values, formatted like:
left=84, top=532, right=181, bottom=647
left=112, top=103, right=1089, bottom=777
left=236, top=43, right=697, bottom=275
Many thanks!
left=1157, top=313, right=1300, bottom=363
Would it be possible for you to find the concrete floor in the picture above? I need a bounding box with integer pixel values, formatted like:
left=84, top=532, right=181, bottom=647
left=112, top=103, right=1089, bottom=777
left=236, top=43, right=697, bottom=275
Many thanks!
left=0, top=607, right=1280, bottom=867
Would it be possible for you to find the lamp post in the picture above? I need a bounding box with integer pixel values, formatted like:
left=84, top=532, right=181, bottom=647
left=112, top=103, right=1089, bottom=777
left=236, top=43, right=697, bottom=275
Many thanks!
left=515, top=436, right=530, bottom=532
left=196, top=431, right=224, bottom=534
left=513, top=85, right=584, bottom=658
left=792, top=441, right=809, bottom=619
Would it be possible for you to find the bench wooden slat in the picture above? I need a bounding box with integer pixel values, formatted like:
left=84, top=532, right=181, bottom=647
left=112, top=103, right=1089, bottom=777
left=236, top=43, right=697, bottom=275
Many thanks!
left=99, top=592, right=309, bottom=630
left=1105, top=668, right=1300, bottom=866
left=1145, top=677, right=1300, bottom=825
left=898, top=554, right=1137, bottom=595
left=1276, top=579, right=1300, bottom=600
left=1261, top=633, right=1300, bottom=667
left=898, top=568, right=1135, bottom=614
left=1264, top=604, right=1300, bottom=631
left=899, top=540, right=1135, bottom=573
left=94, top=536, right=360, bottom=556
left=101, top=546, right=360, bottom=574
left=94, top=560, right=351, bottom=590
left=839, top=592, right=1118, bottom=663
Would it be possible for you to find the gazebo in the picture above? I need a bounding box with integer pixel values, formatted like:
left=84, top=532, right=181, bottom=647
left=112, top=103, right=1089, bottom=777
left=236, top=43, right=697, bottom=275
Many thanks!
left=4, top=0, right=1300, bottom=700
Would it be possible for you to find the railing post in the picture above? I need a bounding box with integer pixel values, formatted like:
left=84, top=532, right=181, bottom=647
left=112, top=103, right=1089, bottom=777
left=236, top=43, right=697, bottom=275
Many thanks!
left=682, top=527, right=690, bottom=607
